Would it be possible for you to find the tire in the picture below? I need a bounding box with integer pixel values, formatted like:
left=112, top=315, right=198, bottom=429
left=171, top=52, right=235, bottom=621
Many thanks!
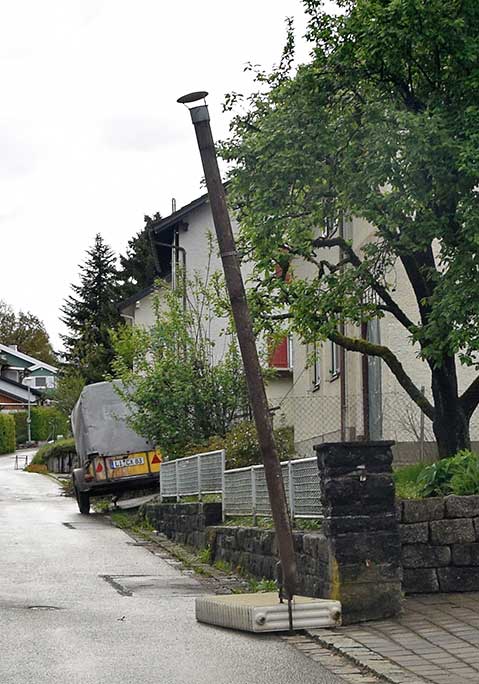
left=74, top=479, right=90, bottom=515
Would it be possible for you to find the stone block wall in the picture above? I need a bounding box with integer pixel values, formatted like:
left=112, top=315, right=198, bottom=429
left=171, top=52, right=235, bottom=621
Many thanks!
left=209, top=527, right=331, bottom=598
left=399, top=495, right=479, bottom=593
left=144, top=501, right=222, bottom=549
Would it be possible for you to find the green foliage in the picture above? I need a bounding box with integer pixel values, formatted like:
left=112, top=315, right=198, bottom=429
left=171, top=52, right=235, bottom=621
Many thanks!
left=247, top=577, right=277, bottom=593
left=225, top=421, right=295, bottom=468
left=112, top=273, right=250, bottom=460
left=196, top=547, right=213, bottom=564
left=394, top=464, right=427, bottom=499
left=0, top=300, right=56, bottom=365
left=31, top=438, right=76, bottom=466
left=13, top=412, right=28, bottom=445
left=51, top=371, right=85, bottom=417
left=61, top=234, right=122, bottom=384
left=418, top=450, right=479, bottom=497
left=30, top=407, right=69, bottom=441
left=111, top=510, right=155, bottom=536
left=0, top=414, right=15, bottom=454
left=117, top=226, right=158, bottom=300
left=222, top=0, right=479, bottom=455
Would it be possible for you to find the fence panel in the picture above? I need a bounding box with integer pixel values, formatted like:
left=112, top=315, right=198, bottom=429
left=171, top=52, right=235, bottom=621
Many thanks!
left=160, top=449, right=224, bottom=500
left=223, top=457, right=322, bottom=519
left=291, top=458, right=323, bottom=517
left=224, top=466, right=254, bottom=516
left=159, top=460, right=178, bottom=498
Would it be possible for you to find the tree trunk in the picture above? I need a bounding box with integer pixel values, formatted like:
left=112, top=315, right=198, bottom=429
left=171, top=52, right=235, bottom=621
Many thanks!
left=431, top=360, right=471, bottom=458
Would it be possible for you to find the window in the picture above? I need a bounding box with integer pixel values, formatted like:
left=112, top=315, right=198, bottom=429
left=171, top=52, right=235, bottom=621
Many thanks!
left=35, top=377, right=47, bottom=388
left=330, top=340, right=341, bottom=378
left=312, top=342, right=321, bottom=390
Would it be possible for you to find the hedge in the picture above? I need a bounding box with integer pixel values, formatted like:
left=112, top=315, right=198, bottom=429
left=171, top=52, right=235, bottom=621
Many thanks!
left=0, top=414, right=16, bottom=454
left=30, top=407, right=70, bottom=441
left=31, top=438, right=76, bottom=466
left=13, top=412, right=28, bottom=445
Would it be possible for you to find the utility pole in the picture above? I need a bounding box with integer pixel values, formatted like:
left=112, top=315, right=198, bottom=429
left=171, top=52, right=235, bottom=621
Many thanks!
left=178, top=92, right=297, bottom=610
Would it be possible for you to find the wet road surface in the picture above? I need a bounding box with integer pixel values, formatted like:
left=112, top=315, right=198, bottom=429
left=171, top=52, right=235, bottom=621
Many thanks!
left=0, top=451, right=344, bottom=684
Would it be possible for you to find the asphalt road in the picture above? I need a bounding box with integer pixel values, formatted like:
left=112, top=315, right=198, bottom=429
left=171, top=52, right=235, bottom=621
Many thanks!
left=0, top=451, right=344, bottom=684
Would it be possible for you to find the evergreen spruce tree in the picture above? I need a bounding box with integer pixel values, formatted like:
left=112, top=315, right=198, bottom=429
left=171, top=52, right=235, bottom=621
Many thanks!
left=61, top=234, right=121, bottom=384
left=117, top=224, right=158, bottom=300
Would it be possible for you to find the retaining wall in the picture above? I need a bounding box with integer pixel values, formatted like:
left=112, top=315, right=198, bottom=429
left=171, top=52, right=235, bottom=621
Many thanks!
left=399, top=495, right=479, bottom=594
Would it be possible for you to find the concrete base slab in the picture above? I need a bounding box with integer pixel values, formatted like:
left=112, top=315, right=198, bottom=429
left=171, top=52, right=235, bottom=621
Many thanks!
left=196, top=592, right=342, bottom=633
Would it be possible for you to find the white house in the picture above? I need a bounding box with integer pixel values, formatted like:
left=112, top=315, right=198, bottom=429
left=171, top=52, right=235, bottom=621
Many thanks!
left=118, top=192, right=293, bottom=426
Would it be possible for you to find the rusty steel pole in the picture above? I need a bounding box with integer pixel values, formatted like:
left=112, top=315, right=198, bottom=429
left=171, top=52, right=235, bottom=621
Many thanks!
left=178, top=92, right=297, bottom=603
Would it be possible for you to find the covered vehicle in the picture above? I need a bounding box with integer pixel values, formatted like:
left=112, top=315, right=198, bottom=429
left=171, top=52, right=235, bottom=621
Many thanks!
left=71, top=381, right=161, bottom=514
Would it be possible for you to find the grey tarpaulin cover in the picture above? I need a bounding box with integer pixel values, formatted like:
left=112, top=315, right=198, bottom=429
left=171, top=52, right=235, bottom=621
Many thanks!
left=71, top=381, right=153, bottom=461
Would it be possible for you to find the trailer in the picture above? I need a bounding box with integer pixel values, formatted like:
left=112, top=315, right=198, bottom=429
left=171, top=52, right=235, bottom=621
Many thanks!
left=71, top=381, right=161, bottom=514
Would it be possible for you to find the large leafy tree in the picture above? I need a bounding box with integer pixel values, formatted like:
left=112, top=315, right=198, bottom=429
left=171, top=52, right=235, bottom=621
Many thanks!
left=222, top=0, right=479, bottom=457
left=0, top=300, right=56, bottom=365
left=61, top=234, right=122, bottom=384
left=117, top=225, right=158, bottom=301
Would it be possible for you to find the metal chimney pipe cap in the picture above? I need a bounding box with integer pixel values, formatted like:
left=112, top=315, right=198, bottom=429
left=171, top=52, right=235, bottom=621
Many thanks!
left=177, top=91, right=209, bottom=105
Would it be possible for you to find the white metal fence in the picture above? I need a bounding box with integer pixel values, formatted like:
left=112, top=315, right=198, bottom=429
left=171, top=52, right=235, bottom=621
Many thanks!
left=159, top=449, right=225, bottom=501
left=223, top=457, right=322, bottom=521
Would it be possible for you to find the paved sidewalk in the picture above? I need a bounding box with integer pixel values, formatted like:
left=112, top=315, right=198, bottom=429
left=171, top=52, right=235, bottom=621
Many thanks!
left=309, top=593, right=479, bottom=684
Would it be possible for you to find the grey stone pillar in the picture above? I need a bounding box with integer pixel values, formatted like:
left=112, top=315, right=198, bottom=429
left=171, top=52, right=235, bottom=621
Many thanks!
left=315, top=441, right=402, bottom=624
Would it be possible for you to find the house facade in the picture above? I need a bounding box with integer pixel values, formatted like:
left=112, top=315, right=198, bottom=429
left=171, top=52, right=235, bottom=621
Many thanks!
left=118, top=192, right=293, bottom=427
left=0, top=344, right=58, bottom=393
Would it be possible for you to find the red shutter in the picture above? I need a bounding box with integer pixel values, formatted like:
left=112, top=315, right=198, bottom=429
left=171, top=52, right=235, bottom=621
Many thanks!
left=269, top=337, right=289, bottom=369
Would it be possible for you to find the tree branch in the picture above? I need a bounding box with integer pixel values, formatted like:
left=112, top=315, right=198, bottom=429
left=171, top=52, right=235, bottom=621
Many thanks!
left=329, top=329, right=435, bottom=420
left=460, top=375, right=479, bottom=419
left=312, top=235, right=416, bottom=332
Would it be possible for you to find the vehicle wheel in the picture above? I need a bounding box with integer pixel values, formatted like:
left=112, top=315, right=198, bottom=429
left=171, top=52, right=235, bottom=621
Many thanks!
left=74, top=480, right=90, bottom=515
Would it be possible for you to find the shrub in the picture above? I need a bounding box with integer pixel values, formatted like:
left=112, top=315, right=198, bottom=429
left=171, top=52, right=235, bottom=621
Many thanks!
left=13, top=411, right=28, bottom=445
left=31, top=438, right=76, bottom=466
left=0, top=414, right=16, bottom=454
left=417, top=450, right=479, bottom=497
left=224, top=420, right=295, bottom=469
left=30, top=407, right=70, bottom=441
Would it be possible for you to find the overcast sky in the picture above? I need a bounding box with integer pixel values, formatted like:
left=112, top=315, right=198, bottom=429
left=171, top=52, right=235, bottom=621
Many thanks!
left=0, top=0, right=319, bottom=351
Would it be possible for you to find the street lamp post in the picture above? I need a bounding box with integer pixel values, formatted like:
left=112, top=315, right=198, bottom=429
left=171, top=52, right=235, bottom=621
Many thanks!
left=178, top=92, right=298, bottom=615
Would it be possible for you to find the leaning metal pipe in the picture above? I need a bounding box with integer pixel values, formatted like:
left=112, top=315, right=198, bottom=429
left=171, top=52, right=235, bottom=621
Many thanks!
left=179, top=97, right=298, bottom=603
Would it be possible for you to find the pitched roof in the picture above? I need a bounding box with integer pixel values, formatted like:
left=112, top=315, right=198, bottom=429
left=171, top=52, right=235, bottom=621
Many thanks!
left=148, top=191, right=209, bottom=236
left=0, top=376, right=42, bottom=403
left=117, top=283, right=157, bottom=312
left=0, top=344, right=57, bottom=373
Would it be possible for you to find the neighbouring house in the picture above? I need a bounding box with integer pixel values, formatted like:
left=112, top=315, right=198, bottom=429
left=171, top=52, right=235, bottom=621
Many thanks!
left=0, top=344, right=58, bottom=394
left=118, top=192, right=293, bottom=427
left=0, top=375, right=42, bottom=411
left=284, top=217, right=479, bottom=464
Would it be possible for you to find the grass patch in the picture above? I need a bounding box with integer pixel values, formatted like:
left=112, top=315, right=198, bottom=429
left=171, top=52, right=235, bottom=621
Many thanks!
left=213, top=559, right=233, bottom=573
left=110, top=510, right=154, bottom=536
left=196, top=547, right=213, bottom=564
left=394, top=463, right=426, bottom=499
